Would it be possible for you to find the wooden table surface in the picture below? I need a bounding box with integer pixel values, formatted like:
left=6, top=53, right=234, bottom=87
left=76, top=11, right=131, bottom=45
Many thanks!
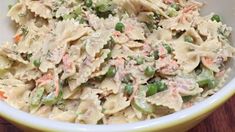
left=0, top=96, right=234, bottom=132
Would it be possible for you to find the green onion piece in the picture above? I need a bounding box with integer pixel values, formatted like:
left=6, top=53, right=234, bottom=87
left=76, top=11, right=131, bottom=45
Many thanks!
left=132, top=86, right=154, bottom=113
left=124, top=83, right=133, bottom=95
left=162, top=43, right=173, bottom=54
left=33, top=59, right=41, bottom=67
left=211, top=14, right=221, bottom=22
left=30, top=87, right=45, bottom=107
left=106, top=66, right=117, bottom=77
left=184, top=35, right=194, bottom=43
left=197, top=67, right=217, bottom=89
left=42, top=93, right=58, bottom=105
left=115, top=22, right=125, bottom=32
left=144, top=66, right=155, bottom=77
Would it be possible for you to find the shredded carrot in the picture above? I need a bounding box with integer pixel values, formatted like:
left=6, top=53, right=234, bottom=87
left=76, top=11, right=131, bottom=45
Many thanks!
left=14, top=34, right=22, bottom=43
left=36, top=72, right=53, bottom=86
left=0, top=91, right=7, bottom=100
left=183, top=4, right=198, bottom=13
left=54, top=78, right=60, bottom=97
left=62, top=54, right=72, bottom=70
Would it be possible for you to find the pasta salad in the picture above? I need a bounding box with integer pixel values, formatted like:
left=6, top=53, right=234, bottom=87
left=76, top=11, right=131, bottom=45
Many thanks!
left=0, top=0, right=234, bottom=124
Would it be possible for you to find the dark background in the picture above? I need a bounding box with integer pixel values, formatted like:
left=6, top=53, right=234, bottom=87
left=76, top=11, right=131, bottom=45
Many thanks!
left=0, top=96, right=234, bottom=132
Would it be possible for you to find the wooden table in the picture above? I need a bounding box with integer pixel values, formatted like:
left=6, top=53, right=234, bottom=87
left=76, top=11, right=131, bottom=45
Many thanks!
left=1, top=96, right=235, bottom=132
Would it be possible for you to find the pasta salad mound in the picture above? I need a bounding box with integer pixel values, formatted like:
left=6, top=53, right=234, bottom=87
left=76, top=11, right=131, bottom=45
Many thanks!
left=0, top=0, right=234, bottom=124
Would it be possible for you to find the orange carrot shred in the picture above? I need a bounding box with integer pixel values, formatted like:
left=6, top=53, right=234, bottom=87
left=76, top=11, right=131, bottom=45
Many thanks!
left=0, top=91, right=7, bottom=100
left=54, top=78, right=60, bottom=97
left=14, top=34, right=22, bottom=43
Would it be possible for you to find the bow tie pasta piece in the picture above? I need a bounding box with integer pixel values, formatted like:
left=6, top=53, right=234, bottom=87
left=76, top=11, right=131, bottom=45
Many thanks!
left=0, top=78, right=32, bottom=110
left=168, top=77, right=203, bottom=96
left=118, top=0, right=168, bottom=18
left=14, top=64, right=42, bottom=81
left=7, top=1, right=34, bottom=25
left=76, top=94, right=104, bottom=124
left=68, top=49, right=111, bottom=90
left=85, top=29, right=113, bottom=58
left=103, top=93, right=130, bottom=115
left=49, top=107, right=77, bottom=123
left=100, top=78, right=119, bottom=95
left=87, top=14, right=120, bottom=30
left=25, top=0, right=53, bottom=19
left=0, top=56, right=13, bottom=70
left=55, top=20, right=92, bottom=43
left=0, top=42, right=28, bottom=64
left=147, top=88, right=183, bottom=111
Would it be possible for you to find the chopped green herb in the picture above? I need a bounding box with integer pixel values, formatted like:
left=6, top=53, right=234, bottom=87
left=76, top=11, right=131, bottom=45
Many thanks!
left=21, top=27, right=29, bottom=36
left=211, top=14, right=221, bottom=22
left=153, top=50, right=159, bottom=60
left=163, top=43, right=173, bottom=54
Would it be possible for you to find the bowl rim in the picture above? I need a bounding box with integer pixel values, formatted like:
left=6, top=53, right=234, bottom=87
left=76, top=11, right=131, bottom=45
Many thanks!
left=1, top=78, right=235, bottom=132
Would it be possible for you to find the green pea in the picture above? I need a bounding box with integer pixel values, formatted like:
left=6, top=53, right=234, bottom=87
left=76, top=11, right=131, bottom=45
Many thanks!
left=184, top=35, right=194, bottom=43
left=144, top=66, right=155, bottom=77
left=33, top=59, right=41, bottom=67
left=115, top=22, right=125, bottom=32
left=146, top=83, right=158, bottom=97
left=85, top=0, right=92, bottom=7
left=155, top=81, right=168, bottom=92
left=146, top=81, right=167, bottom=97
left=124, top=83, right=133, bottom=95
left=171, top=3, right=180, bottom=11
left=136, top=57, right=144, bottom=65
left=211, top=14, right=221, bottom=22
left=106, top=66, right=117, bottom=77
left=162, top=44, right=173, bottom=54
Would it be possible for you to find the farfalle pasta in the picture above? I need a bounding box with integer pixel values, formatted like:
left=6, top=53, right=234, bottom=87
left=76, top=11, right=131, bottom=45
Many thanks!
left=0, top=0, right=234, bottom=125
